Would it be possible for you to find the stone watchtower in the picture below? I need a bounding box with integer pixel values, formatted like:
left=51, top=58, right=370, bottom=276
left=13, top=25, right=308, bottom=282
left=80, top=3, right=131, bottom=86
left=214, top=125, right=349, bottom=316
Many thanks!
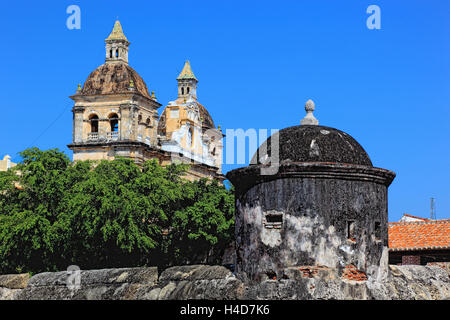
left=226, top=100, right=396, bottom=283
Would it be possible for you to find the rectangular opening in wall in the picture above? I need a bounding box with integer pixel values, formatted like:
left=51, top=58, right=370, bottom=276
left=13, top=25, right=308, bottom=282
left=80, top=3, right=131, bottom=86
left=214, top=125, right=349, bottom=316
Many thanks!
left=266, top=214, right=282, bottom=224
left=264, top=213, right=283, bottom=229
left=374, top=221, right=381, bottom=240
left=347, top=220, right=356, bottom=241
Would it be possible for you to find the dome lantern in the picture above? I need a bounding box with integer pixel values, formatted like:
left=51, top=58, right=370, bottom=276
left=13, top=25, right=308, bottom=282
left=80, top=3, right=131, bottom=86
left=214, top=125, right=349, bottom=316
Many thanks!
left=105, top=20, right=130, bottom=64
left=177, top=60, right=198, bottom=100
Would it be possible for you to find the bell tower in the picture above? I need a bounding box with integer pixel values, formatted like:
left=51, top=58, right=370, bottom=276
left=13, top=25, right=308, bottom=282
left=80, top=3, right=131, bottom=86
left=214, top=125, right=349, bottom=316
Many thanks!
left=177, top=60, right=198, bottom=100
left=105, top=20, right=130, bottom=64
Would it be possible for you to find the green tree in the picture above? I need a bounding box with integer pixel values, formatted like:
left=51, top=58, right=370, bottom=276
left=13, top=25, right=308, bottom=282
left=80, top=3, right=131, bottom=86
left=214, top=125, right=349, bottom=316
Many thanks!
left=0, top=148, right=234, bottom=274
left=163, top=179, right=235, bottom=266
left=0, top=148, right=72, bottom=272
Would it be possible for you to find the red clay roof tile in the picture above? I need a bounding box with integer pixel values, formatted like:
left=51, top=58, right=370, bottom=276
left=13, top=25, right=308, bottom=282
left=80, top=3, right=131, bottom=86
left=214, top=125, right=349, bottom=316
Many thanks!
left=388, top=219, right=450, bottom=251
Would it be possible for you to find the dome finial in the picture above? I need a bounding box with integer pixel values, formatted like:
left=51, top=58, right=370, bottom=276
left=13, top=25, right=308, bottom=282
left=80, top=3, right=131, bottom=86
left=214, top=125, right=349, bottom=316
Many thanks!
left=300, top=99, right=319, bottom=125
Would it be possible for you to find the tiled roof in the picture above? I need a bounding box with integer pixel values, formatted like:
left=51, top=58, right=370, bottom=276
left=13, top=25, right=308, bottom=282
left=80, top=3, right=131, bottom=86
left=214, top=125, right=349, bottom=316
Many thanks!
left=388, top=219, right=450, bottom=251
left=177, top=61, right=197, bottom=81
left=105, top=20, right=128, bottom=42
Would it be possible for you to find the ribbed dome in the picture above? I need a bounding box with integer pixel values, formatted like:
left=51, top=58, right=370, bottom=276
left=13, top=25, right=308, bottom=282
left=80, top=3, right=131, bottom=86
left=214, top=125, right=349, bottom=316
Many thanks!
left=252, top=125, right=372, bottom=166
left=80, top=63, right=151, bottom=99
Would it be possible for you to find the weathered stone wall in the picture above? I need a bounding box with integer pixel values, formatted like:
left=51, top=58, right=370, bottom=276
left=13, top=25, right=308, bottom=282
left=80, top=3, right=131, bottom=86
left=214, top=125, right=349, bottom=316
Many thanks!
left=0, top=273, right=30, bottom=300
left=1, top=264, right=449, bottom=300
left=235, top=177, right=389, bottom=283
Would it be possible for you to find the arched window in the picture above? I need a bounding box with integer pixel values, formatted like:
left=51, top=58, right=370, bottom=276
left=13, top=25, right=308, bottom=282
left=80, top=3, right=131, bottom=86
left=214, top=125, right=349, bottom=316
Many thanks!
left=138, top=114, right=142, bottom=123
left=146, top=118, right=150, bottom=126
left=187, top=87, right=190, bottom=94
left=181, top=87, right=184, bottom=95
left=89, top=115, right=99, bottom=133
left=115, top=49, right=119, bottom=58
left=109, top=113, right=119, bottom=132
left=109, top=49, right=113, bottom=58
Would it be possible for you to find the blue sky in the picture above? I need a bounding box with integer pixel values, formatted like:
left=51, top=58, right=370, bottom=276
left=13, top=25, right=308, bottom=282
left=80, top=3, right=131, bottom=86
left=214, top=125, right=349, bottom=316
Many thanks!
left=0, top=1, right=449, bottom=221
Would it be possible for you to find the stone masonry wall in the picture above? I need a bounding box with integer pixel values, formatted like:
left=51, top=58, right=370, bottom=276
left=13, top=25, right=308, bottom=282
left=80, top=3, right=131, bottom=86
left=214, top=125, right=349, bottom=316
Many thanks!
left=234, top=177, right=390, bottom=283
left=1, top=264, right=449, bottom=300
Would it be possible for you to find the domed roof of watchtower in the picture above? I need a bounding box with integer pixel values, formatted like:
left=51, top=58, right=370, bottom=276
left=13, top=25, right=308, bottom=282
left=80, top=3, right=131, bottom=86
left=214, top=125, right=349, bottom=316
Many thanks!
left=251, top=99, right=373, bottom=167
left=227, top=99, right=395, bottom=196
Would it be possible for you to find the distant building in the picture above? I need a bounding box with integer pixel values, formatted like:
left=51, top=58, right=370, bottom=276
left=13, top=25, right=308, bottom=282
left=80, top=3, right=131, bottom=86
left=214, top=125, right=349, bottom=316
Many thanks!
left=388, top=216, right=450, bottom=265
left=398, top=213, right=430, bottom=222
left=0, top=155, right=16, bottom=171
left=67, top=20, right=223, bottom=181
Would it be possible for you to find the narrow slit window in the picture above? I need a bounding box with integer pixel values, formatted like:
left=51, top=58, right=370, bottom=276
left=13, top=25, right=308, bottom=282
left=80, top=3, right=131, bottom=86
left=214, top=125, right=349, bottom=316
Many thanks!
left=374, top=221, right=381, bottom=240
left=347, top=220, right=356, bottom=241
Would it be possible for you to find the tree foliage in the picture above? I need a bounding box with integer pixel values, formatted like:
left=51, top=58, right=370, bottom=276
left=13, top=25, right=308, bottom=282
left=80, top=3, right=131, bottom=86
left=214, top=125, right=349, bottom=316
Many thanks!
left=0, top=148, right=234, bottom=274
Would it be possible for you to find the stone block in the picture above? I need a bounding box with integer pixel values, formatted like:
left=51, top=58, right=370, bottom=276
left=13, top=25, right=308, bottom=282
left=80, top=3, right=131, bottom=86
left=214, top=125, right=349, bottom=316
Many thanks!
left=0, top=273, right=30, bottom=289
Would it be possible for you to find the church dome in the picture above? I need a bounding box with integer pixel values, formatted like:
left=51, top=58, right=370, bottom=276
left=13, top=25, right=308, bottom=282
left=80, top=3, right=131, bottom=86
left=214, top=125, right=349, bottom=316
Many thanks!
left=252, top=124, right=372, bottom=166
left=157, top=102, right=216, bottom=137
left=80, top=63, right=152, bottom=100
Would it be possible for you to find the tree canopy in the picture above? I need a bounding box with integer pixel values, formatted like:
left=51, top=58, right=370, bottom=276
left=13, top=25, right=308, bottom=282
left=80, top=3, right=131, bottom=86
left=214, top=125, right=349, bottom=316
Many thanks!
left=0, top=148, right=234, bottom=274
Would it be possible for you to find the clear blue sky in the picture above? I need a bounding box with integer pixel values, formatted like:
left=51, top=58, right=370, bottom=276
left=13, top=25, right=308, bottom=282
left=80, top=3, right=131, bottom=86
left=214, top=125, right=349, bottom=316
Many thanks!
left=1, top=1, right=449, bottom=221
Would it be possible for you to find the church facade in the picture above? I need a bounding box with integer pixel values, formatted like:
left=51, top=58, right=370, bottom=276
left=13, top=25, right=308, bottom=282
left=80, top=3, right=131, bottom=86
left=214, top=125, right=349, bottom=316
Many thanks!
left=67, top=21, right=223, bottom=181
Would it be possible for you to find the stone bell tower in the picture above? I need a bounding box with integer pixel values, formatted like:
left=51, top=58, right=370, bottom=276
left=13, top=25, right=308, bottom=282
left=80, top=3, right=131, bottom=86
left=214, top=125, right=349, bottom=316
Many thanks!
left=156, top=61, right=224, bottom=180
left=68, top=20, right=161, bottom=163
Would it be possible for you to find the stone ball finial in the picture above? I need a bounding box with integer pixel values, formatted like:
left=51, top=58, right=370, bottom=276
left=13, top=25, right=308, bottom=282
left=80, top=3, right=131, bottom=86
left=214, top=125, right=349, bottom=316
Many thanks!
left=301, top=99, right=319, bottom=125
left=305, top=99, right=315, bottom=112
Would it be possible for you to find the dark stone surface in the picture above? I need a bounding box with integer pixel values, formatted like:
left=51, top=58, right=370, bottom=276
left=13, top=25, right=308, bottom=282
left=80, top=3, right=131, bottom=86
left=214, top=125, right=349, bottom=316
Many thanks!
left=15, top=267, right=158, bottom=300
left=26, top=267, right=158, bottom=287
left=233, top=177, right=390, bottom=283
left=227, top=162, right=395, bottom=197
left=5, top=265, right=450, bottom=300
left=251, top=125, right=372, bottom=166
left=159, top=265, right=233, bottom=284
left=226, top=122, right=396, bottom=284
